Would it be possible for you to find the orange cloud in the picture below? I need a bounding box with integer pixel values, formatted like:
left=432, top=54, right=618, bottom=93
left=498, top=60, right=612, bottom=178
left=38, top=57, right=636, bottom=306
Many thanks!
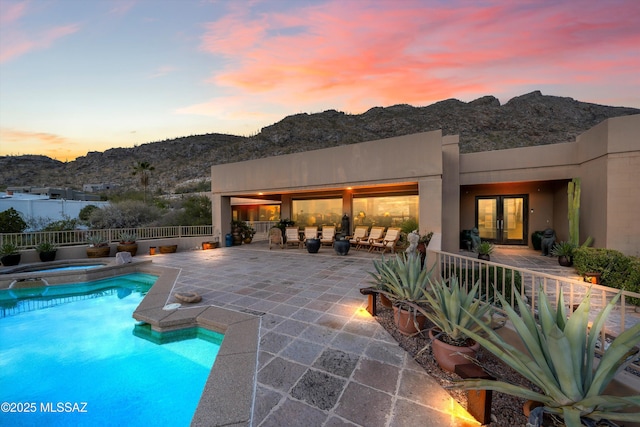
left=190, top=0, right=639, bottom=115
left=0, top=128, right=86, bottom=161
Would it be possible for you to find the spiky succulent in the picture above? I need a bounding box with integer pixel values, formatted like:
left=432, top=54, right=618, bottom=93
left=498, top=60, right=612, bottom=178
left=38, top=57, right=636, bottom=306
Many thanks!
left=456, top=288, right=640, bottom=427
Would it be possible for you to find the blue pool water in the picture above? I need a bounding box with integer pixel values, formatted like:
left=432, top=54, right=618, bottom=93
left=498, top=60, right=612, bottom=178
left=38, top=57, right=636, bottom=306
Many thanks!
left=0, top=274, right=221, bottom=427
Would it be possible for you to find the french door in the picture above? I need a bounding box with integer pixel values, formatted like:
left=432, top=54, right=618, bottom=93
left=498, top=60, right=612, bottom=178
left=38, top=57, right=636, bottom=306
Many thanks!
left=476, top=195, right=528, bottom=245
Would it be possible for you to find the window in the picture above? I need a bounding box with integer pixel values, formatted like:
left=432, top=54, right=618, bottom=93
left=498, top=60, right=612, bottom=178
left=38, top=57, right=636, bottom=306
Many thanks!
left=292, top=199, right=342, bottom=227
left=353, top=195, right=418, bottom=228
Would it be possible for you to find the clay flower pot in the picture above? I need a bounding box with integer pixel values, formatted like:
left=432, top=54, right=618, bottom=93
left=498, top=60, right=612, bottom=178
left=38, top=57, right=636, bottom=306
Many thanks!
left=429, top=328, right=480, bottom=372
left=393, top=306, right=426, bottom=336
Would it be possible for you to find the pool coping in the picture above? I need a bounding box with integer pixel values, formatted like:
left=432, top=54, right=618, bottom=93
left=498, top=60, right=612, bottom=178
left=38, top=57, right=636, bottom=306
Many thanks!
left=132, top=264, right=258, bottom=427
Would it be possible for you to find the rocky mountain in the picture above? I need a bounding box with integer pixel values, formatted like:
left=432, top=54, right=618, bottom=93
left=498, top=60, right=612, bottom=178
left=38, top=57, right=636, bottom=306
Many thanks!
left=1, top=91, right=638, bottom=193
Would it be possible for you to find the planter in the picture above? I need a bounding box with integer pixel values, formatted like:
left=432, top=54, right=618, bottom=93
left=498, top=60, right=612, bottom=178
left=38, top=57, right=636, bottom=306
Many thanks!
left=429, top=328, right=480, bottom=372
left=558, top=255, right=573, bottom=267
left=87, top=246, right=110, bottom=258
left=38, top=250, right=57, bottom=262
left=149, top=246, right=157, bottom=255
left=306, top=238, right=321, bottom=253
left=477, top=253, right=490, bottom=261
left=117, top=243, right=138, bottom=257
left=380, top=293, right=393, bottom=309
left=159, top=245, right=177, bottom=254
left=334, top=239, right=350, bottom=256
left=202, top=241, right=218, bottom=250
left=1, top=253, right=21, bottom=266
left=232, top=228, right=243, bottom=246
left=243, top=237, right=253, bottom=244
left=393, top=305, right=427, bottom=336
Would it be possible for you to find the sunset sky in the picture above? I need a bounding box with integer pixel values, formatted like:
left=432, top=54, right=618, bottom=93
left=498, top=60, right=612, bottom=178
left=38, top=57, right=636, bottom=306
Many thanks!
left=1, top=0, right=639, bottom=161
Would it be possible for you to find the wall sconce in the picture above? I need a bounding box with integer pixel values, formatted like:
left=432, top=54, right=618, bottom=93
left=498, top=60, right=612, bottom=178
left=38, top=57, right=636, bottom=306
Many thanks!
left=530, top=208, right=534, bottom=214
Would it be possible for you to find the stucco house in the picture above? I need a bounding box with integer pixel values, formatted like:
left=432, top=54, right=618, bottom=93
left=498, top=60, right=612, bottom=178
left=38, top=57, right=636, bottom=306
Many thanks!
left=211, top=114, right=639, bottom=257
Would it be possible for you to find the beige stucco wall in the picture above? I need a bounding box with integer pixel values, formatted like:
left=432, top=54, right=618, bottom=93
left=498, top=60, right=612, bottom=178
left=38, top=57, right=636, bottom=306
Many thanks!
left=211, top=131, right=445, bottom=238
left=211, top=131, right=443, bottom=195
left=576, top=114, right=640, bottom=256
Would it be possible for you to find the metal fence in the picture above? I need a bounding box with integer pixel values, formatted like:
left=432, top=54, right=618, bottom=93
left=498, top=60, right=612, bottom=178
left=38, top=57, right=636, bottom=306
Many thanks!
left=0, top=225, right=214, bottom=249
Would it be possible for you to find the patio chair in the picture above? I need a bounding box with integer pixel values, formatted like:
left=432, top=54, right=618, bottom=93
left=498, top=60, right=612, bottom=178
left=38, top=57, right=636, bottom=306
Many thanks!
left=370, top=227, right=402, bottom=253
left=356, top=226, right=385, bottom=251
left=285, top=227, right=303, bottom=248
left=304, top=226, right=318, bottom=241
left=320, top=226, right=336, bottom=246
left=268, top=227, right=283, bottom=249
left=349, top=226, right=369, bottom=247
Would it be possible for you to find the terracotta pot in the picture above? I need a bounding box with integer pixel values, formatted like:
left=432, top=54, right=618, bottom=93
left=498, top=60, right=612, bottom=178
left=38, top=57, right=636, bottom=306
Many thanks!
left=379, top=293, right=393, bottom=309
left=393, top=306, right=427, bottom=336
left=429, top=328, right=480, bottom=372
left=87, top=246, right=110, bottom=258
left=117, top=243, right=138, bottom=257
left=159, top=245, right=177, bottom=254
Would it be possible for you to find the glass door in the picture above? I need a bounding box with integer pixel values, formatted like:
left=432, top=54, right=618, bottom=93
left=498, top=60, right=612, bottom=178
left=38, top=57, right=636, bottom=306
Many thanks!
left=476, top=195, right=527, bottom=245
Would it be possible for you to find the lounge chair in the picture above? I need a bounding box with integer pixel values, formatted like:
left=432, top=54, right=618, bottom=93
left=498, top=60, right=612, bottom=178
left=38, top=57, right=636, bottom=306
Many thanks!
left=285, top=227, right=303, bottom=248
left=304, top=226, right=318, bottom=241
left=356, top=226, right=385, bottom=251
left=268, top=227, right=283, bottom=249
left=370, top=227, right=402, bottom=253
left=349, top=226, right=369, bottom=247
left=320, top=226, right=336, bottom=246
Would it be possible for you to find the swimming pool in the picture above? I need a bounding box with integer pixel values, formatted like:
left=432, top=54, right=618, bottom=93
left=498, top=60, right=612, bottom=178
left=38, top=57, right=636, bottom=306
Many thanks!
left=0, top=273, right=222, bottom=426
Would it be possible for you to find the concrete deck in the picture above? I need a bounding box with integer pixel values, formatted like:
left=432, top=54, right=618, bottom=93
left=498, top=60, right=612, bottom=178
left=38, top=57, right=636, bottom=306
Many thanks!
left=133, top=243, right=637, bottom=426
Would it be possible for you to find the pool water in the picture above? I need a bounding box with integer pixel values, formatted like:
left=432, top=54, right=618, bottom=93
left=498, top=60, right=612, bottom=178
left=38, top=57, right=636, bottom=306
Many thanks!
left=0, top=274, right=221, bottom=427
left=24, top=264, right=103, bottom=273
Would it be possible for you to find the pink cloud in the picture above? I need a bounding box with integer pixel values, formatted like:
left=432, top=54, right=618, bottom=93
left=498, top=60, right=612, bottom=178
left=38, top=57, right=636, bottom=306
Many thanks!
left=0, top=2, right=80, bottom=63
left=0, top=128, right=84, bottom=160
left=192, top=0, right=639, bottom=114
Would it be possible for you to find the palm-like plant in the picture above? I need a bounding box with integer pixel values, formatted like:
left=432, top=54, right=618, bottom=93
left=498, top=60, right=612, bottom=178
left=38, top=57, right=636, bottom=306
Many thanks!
left=457, top=288, right=640, bottom=427
left=132, top=161, right=155, bottom=203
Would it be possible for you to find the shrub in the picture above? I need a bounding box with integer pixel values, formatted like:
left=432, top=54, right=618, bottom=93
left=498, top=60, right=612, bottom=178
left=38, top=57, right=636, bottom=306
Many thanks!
left=88, top=200, right=162, bottom=228
left=0, top=208, right=27, bottom=233
left=573, top=247, right=640, bottom=304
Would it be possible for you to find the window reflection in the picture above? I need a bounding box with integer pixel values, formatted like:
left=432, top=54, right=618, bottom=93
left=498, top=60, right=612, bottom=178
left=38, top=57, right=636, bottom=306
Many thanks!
left=353, top=195, right=418, bottom=229
left=292, top=199, right=342, bottom=227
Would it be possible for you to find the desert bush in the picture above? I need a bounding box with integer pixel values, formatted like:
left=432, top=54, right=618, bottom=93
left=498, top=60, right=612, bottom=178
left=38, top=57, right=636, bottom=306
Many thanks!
left=89, top=200, right=162, bottom=228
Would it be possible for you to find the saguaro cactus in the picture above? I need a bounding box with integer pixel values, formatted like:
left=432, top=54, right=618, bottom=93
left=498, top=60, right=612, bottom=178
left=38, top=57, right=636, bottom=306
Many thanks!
left=567, top=178, right=580, bottom=246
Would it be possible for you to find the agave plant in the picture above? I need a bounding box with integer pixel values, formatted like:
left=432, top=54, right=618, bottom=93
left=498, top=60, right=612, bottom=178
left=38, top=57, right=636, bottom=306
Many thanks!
left=369, top=253, right=433, bottom=308
left=417, top=277, right=493, bottom=346
left=456, top=288, right=640, bottom=427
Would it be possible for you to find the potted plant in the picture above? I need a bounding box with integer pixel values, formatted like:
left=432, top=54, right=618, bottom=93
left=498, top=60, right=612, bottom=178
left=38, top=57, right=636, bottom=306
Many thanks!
left=475, top=240, right=494, bottom=261
left=372, top=253, right=434, bottom=335
left=550, top=240, right=576, bottom=267
left=240, top=223, right=256, bottom=244
left=36, top=241, right=58, bottom=262
left=117, top=232, right=138, bottom=256
left=86, top=234, right=110, bottom=258
left=276, top=218, right=295, bottom=243
left=0, top=242, right=21, bottom=266
left=416, top=277, right=493, bottom=372
left=456, top=288, right=640, bottom=427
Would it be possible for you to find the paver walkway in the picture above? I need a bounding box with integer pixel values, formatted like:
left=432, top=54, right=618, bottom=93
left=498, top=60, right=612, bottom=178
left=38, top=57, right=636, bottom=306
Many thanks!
left=142, top=243, right=480, bottom=427
left=139, top=242, right=637, bottom=426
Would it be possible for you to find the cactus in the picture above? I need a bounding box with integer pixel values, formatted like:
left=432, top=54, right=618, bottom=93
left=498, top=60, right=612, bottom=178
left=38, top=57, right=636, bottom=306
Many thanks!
left=568, top=178, right=580, bottom=247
